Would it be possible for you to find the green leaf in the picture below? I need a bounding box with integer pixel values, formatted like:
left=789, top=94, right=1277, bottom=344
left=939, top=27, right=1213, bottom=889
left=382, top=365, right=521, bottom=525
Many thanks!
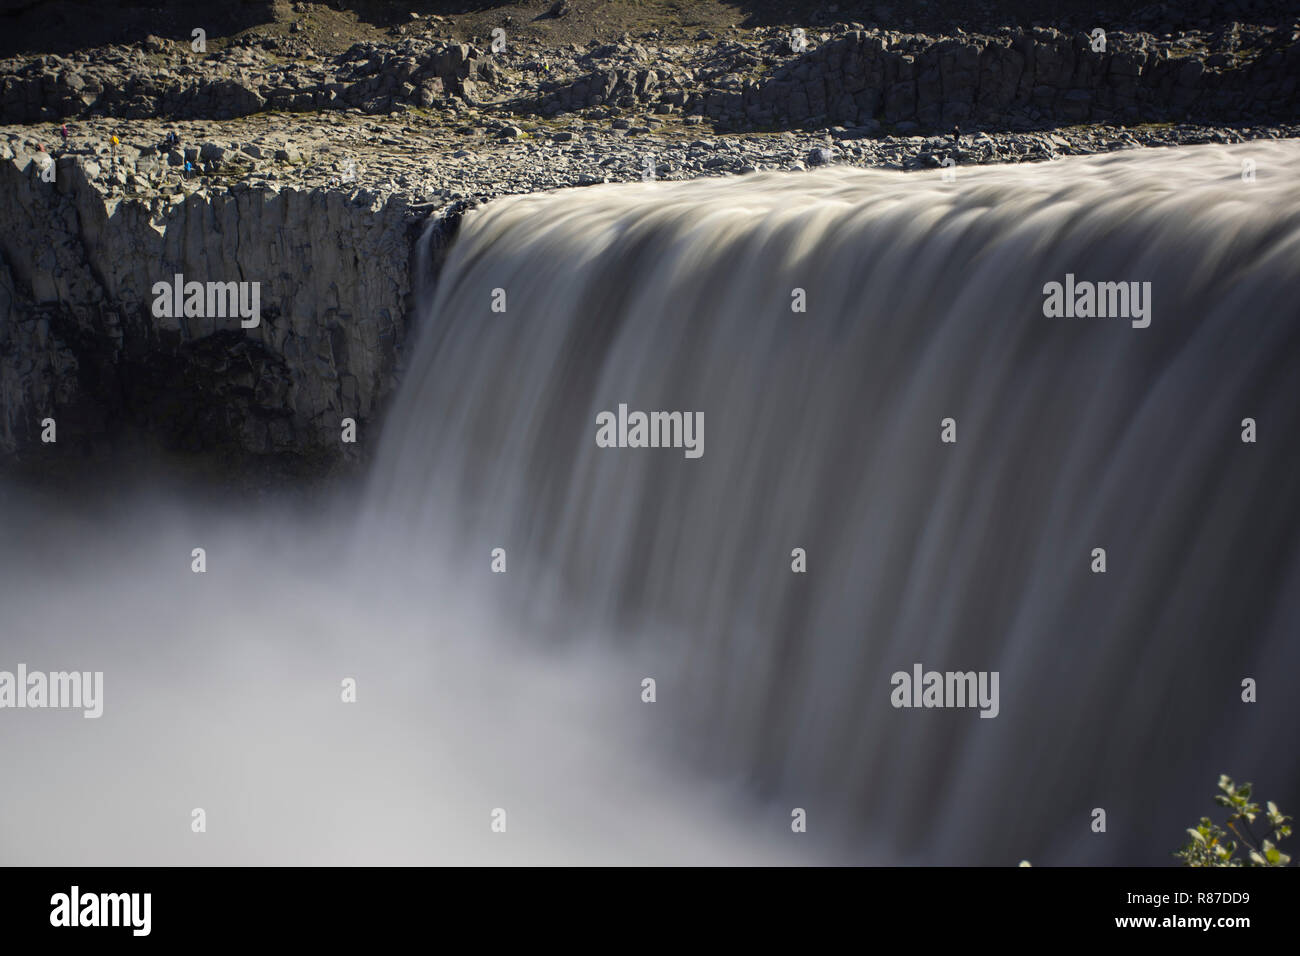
left=1179, top=776, right=1292, bottom=868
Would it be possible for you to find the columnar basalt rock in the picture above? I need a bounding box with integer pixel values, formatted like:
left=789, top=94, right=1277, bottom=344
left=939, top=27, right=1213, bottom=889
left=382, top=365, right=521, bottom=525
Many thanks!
left=0, top=143, right=425, bottom=461
left=10, top=18, right=1299, bottom=135
left=735, top=26, right=1300, bottom=131
left=525, top=24, right=1300, bottom=132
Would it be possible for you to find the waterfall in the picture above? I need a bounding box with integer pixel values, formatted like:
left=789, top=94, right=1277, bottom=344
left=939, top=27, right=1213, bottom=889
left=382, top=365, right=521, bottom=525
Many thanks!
left=367, top=140, right=1300, bottom=864
left=3, top=141, right=1296, bottom=866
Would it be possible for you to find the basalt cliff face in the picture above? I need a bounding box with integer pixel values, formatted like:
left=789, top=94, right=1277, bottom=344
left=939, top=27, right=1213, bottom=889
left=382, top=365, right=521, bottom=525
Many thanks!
left=2, top=0, right=1298, bottom=475
left=0, top=145, right=433, bottom=466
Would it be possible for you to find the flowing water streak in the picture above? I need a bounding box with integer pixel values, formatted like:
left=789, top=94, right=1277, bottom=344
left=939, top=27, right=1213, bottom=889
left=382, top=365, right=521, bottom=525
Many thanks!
left=369, top=141, right=1300, bottom=863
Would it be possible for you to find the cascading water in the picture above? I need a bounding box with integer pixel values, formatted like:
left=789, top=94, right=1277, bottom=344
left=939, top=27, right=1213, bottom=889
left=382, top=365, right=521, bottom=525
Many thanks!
left=366, top=140, right=1300, bottom=864
left=3, top=141, right=1297, bottom=866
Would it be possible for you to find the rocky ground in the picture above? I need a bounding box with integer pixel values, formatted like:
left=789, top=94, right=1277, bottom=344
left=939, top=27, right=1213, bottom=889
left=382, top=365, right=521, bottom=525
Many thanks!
left=4, top=0, right=1298, bottom=213
left=1, top=0, right=1297, bottom=478
left=7, top=110, right=1300, bottom=215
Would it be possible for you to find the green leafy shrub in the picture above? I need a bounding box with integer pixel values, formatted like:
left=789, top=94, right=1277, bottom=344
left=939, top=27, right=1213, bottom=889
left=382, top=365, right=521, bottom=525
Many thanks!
left=1176, top=775, right=1293, bottom=867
